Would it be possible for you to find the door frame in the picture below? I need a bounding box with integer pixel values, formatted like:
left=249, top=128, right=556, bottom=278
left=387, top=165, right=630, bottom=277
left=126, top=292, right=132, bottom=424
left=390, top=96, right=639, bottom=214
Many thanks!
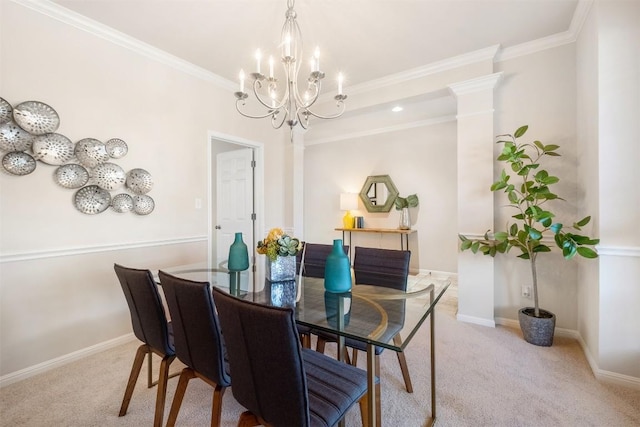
left=207, top=131, right=265, bottom=279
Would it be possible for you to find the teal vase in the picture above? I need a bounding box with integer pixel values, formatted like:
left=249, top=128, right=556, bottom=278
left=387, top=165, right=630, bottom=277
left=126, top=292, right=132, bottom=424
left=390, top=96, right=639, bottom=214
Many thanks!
left=324, top=239, right=352, bottom=293
left=228, top=232, right=249, bottom=272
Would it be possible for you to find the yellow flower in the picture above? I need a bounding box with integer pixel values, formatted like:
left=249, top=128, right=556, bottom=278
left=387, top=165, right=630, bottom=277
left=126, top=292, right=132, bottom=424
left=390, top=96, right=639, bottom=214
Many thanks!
left=257, top=228, right=300, bottom=261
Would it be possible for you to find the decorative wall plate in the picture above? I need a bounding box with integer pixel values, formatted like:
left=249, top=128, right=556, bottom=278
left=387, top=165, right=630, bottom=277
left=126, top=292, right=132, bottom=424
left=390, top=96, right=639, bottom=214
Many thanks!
left=74, top=138, right=109, bottom=168
left=0, top=121, right=34, bottom=152
left=126, top=168, right=153, bottom=194
left=13, top=101, right=60, bottom=135
left=31, top=133, right=75, bottom=165
left=92, top=162, right=125, bottom=190
left=2, top=151, right=36, bottom=175
left=133, top=194, right=155, bottom=215
left=105, top=138, right=128, bottom=159
left=54, top=164, right=89, bottom=189
left=74, top=185, right=111, bottom=214
left=0, top=98, right=12, bottom=124
left=111, top=193, right=134, bottom=213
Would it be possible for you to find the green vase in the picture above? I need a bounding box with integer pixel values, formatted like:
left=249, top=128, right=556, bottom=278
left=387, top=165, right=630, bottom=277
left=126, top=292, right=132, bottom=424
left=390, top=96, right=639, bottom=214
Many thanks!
left=324, top=239, right=352, bottom=293
left=228, top=232, right=249, bottom=272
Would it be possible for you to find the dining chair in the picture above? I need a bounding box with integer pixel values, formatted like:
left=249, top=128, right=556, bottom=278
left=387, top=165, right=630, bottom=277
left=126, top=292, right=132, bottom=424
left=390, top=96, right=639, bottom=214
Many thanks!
left=211, top=287, right=372, bottom=427
left=158, top=271, right=231, bottom=427
left=113, top=264, right=176, bottom=427
left=315, top=247, right=412, bottom=424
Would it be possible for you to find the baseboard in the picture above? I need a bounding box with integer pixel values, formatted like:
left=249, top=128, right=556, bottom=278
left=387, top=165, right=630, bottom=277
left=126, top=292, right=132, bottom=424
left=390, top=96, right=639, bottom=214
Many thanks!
left=457, top=313, right=496, bottom=328
left=0, top=333, right=136, bottom=388
left=495, top=317, right=640, bottom=390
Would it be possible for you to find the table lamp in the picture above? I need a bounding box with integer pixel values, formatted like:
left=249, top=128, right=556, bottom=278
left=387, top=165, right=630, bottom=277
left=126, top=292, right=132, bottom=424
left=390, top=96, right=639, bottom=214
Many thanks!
left=340, top=193, right=359, bottom=229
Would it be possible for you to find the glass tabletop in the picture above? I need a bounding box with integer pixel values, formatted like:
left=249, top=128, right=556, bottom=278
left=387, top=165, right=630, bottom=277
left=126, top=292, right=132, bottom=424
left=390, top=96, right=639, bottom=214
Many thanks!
left=159, top=262, right=450, bottom=352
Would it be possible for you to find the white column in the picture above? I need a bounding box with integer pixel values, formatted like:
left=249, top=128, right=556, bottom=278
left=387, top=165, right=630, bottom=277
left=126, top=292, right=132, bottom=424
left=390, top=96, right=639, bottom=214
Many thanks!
left=291, top=127, right=306, bottom=240
left=448, top=72, right=502, bottom=327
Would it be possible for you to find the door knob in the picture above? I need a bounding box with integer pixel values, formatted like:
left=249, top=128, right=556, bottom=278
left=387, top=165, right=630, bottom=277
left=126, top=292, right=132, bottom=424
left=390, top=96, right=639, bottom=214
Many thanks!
left=215, top=225, right=221, bottom=229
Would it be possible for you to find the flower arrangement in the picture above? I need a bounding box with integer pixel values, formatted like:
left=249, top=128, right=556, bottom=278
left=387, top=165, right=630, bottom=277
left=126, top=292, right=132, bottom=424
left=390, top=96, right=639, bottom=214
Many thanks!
left=257, top=228, right=301, bottom=261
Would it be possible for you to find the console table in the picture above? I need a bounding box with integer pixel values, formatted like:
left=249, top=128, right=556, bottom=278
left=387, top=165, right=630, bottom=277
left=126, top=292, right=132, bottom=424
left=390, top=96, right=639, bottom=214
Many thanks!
left=335, top=227, right=416, bottom=262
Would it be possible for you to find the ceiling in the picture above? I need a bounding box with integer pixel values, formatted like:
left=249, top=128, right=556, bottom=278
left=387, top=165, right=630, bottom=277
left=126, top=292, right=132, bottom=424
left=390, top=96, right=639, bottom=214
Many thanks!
left=51, top=0, right=580, bottom=90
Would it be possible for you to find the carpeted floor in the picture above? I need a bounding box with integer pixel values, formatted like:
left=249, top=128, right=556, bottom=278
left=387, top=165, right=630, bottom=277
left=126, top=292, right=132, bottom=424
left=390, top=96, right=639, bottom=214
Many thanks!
left=1, top=281, right=639, bottom=426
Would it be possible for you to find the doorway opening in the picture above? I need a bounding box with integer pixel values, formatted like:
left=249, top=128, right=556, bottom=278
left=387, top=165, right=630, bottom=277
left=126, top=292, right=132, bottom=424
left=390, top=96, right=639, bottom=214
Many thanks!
left=209, top=131, right=264, bottom=293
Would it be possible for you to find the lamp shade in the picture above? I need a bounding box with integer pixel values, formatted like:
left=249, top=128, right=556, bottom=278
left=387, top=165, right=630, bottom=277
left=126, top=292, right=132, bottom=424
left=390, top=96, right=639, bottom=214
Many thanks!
left=340, top=193, right=358, bottom=211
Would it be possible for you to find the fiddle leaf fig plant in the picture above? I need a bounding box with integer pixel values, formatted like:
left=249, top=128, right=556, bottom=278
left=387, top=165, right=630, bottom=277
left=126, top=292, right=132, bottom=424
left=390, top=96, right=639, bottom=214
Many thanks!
left=458, top=125, right=599, bottom=318
left=394, top=194, right=419, bottom=210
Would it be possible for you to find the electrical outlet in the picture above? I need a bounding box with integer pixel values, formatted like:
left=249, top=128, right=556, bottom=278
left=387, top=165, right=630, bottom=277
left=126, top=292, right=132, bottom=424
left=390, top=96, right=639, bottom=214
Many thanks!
left=522, top=286, right=531, bottom=298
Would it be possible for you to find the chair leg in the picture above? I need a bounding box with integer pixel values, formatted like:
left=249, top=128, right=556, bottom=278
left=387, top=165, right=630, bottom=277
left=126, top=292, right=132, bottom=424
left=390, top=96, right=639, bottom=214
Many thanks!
left=166, top=368, right=195, bottom=427
left=375, top=355, right=381, bottom=427
left=153, top=354, right=175, bottom=427
left=119, top=344, right=149, bottom=416
left=210, top=384, right=227, bottom=427
left=351, top=348, right=359, bottom=366
left=358, top=392, right=369, bottom=427
left=316, top=337, right=327, bottom=353
left=147, top=351, right=154, bottom=388
left=300, top=333, right=311, bottom=349
left=238, top=411, right=266, bottom=427
left=393, top=335, right=413, bottom=393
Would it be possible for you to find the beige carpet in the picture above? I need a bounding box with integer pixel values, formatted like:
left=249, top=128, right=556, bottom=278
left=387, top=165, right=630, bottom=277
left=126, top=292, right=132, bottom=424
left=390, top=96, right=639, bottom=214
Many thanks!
left=1, top=285, right=639, bottom=427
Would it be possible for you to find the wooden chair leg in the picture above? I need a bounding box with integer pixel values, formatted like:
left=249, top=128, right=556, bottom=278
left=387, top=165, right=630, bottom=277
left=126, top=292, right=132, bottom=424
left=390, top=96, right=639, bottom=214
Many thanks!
left=119, top=344, right=148, bottom=416
left=316, top=337, right=327, bottom=353
left=351, top=348, right=359, bottom=366
left=393, top=335, right=413, bottom=393
left=210, top=384, right=227, bottom=427
left=358, top=392, right=369, bottom=427
left=166, top=368, right=196, bottom=427
left=153, top=355, right=175, bottom=427
left=375, top=355, right=381, bottom=427
left=147, top=351, right=154, bottom=388
left=300, top=333, right=311, bottom=349
left=238, top=411, right=263, bottom=427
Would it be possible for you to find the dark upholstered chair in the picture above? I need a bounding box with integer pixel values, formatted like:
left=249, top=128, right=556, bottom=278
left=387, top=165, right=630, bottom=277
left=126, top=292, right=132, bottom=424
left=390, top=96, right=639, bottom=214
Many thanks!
left=211, top=287, right=371, bottom=427
left=158, top=271, right=231, bottom=427
left=114, top=264, right=176, bottom=427
left=295, top=242, right=350, bottom=348
left=315, top=247, right=412, bottom=422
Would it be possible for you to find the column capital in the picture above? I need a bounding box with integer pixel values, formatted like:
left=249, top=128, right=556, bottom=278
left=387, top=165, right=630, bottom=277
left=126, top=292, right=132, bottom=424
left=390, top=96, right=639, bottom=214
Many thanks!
left=448, top=72, right=503, bottom=97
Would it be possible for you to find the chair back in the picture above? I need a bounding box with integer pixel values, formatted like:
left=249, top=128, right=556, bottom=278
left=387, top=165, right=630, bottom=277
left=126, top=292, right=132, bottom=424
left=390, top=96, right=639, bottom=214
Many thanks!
left=296, top=242, right=349, bottom=278
left=212, top=287, right=310, bottom=426
left=353, top=247, right=411, bottom=291
left=158, top=271, right=231, bottom=387
left=114, top=264, right=174, bottom=355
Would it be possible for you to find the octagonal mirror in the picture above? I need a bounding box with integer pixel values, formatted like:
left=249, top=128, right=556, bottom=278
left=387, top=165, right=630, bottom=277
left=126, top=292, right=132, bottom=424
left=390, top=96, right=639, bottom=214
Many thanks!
left=359, top=174, right=399, bottom=213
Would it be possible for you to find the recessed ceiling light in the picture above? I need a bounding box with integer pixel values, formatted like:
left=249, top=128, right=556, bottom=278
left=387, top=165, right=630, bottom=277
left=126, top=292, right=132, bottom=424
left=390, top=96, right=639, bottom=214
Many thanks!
left=392, top=106, right=403, bottom=112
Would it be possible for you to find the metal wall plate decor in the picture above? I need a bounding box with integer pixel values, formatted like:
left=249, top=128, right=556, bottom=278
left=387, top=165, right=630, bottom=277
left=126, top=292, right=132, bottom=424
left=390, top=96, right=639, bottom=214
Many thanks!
left=111, top=193, right=134, bottom=213
left=74, top=138, right=109, bottom=168
left=133, top=194, right=155, bottom=215
left=2, top=151, right=37, bottom=175
left=92, top=162, right=125, bottom=190
left=54, top=164, right=89, bottom=189
left=31, top=133, right=74, bottom=165
left=105, top=138, right=128, bottom=159
left=126, top=168, right=153, bottom=194
left=13, top=101, right=60, bottom=135
left=0, top=97, right=12, bottom=124
left=0, top=121, right=34, bottom=152
left=74, top=185, right=111, bottom=214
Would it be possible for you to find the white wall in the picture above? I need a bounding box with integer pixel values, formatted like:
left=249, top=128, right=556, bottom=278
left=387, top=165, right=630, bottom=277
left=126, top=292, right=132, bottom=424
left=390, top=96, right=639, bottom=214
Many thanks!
left=303, top=120, right=458, bottom=274
left=576, top=0, right=640, bottom=380
left=0, top=1, right=285, bottom=379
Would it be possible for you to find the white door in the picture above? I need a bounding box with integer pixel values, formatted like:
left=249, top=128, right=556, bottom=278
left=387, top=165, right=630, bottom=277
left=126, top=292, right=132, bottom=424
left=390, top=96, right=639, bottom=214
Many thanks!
left=216, top=148, right=254, bottom=283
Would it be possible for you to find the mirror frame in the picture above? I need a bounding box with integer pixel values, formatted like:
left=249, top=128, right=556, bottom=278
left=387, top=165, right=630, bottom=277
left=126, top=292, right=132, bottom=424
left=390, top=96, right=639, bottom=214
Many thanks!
left=359, top=174, right=399, bottom=213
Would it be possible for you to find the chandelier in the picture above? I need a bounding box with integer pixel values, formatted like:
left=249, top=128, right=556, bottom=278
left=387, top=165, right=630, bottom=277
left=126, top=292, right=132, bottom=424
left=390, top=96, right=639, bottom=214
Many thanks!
left=234, top=0, right=347, bottom=131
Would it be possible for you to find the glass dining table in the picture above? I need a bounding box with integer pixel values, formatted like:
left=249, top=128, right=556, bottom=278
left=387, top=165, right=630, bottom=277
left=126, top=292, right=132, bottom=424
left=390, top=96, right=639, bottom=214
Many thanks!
left=158, top=262, right=450, bottom=427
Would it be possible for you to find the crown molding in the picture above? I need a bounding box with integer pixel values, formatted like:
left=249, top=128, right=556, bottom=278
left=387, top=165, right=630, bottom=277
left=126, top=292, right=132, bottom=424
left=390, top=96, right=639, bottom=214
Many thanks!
left=10, top=0, right=236, bottom=90
left=496, top=0, right=594, bottom=62
left=305, top=114, right=456, bottom=146
left=448, top=72, right=504, bottom=97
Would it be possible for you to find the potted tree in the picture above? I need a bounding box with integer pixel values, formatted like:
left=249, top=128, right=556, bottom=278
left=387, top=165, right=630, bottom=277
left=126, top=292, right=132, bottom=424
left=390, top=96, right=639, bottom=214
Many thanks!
left=459, top=125, right=599, bottom=346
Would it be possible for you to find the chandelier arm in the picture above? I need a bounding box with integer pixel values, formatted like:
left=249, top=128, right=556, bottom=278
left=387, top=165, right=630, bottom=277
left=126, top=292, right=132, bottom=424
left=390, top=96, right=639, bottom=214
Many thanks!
left=298, top=101, right=347, bottom=120
left=235, top=101, right=278, bottom=120
left=271, top=107, right=288, bottom=129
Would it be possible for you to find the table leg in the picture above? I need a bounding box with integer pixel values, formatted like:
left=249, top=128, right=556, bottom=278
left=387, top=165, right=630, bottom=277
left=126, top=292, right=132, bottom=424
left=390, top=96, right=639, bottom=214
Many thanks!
left=367, top=344, right=377, bottom=427
left=427, top=288, right=436, bottom=427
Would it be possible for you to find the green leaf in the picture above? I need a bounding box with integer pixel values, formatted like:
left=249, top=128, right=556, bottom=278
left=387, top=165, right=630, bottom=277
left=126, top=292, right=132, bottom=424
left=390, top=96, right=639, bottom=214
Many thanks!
left=528, top=228, right=542, bottom=240
left=514, top=125, right=528, bottom=138
left=544, top=144, right=560, bottom=152
left=576, top=216, right=591, bottom=227
left=491, top=181, right=507, bottom=191
left=542, top=176, right=559, bottom=185
left=550, top=223, right=563, bottom=234
left=510, top=223, right=518, bottom=236
left=458, top=234, right=469, bottom=242
left=406, top=194, right=419, bottom=208
left=494, top=231, right=509, bottom=241
left=577, top=247, right=598, bottom=258
left=471, top=241, right=480, bottom=253
left=545, top=152, right=561, bottom=157
left=533, top=245, right=551, bottom=253
left=534, top=140, right=544, bottom=150
left=508, top=191, right=519, bottom=204
left=460, top=240, right=472, bottom=250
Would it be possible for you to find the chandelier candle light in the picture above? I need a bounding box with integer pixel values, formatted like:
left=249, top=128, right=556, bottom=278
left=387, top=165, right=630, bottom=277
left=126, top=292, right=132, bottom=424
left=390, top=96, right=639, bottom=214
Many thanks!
left=234, top=0, right=347, bottom=131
